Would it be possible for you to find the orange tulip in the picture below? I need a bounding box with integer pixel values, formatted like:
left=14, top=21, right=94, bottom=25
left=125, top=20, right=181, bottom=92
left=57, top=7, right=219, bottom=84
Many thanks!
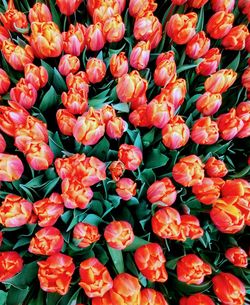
left=134, top=243, right=168, bottom=282
left=0, top=68, right=10, bottom=95
left=212, top=272, right=246, bottom=305
left=0, top=26, right=10, bottom=49
left=154, top=51, right=176, bottom=87
left=0, top=251, right=23, bottom=282
left=10, top=78, right=37, bottom=109
left=85, top=23, right=105, bottom=51
left=147, top=177, right=177, bottom=206
left=116, top=178, right=137, bottom=201
left=225, top=247, right=248, bottom=268
left=130, top=41, right=151, bottom=70
left=103, top=14, right=125, bottom=43
left=118, top=144, right=142, bottom=171
left=109, top=160, right=125, bottom=182
left=24, top=64, right=48, bottom=90
left=62, top=23, right=86, bottom=56
left=56, top=109, right=77, bottom=136
left=29, top=227, right=64, bottom=255
left=204, top=69, right=237, bottom=94
left=129, top=0, right=157, bottom=18
left=186, top=31, right=210, bottom=59
left=61, top=89, right=88, bottom=115
left=166, top=13, right=197, bottom=45
left=92, top=292, right=112, bottom=305
left=28, top=3, right=52, bottom=23
left=163, top=78, right=187, bottom=110
left=58, top=54, right=80, bottom=76
left=56, top=0, right=82, bottom=15
left=106, top=117, right=127, bottom=139
left=196, top=48, right=221, bottom=76
left=38, top=253, right=75, bottom=295
left=221, top=179, right=250, bottom=199
left=0, top=153, right=24, bottom=182
left=28, top=22, right=63, bottom=59
left=0, top=134, right=6, bottom=153
left=172, top=155, right=205, bottom=187
left=141, top=288, right=168, bottom=305
left=151, top=207, right=181, bottom=240
left=191, top=117, right=219, bottom=145
left=0, top=194, right=32, bottom=227
left=110, top=273, right=141, bottom=305
left=246, top=34, right=250, bottom=52
left=242, top=66, right=250, bottom=91
left=180, top=293, right=215, bottom=305
left=211, top=0, right=235, bottom=12
left=222, top=25, right=249, bottom=50
left=73, top=222, right=100, bottom=248
left=79, top=258, right=113, bottom=298
left=207, top=11, right=234, bottom=39
left=129, top=105, right=152, bottom=128
left=179, top=215, right=204, bottom=241
left=104, top=220, right=134, bottom=249
left=66, top=71, right=89, bottom=92
left=236, top=101, right=250, bottom=138
left=196, top=92, right=222, bottom=116
left=92, top=3, right=119, bottom=24
left=177, top=254, right=212, bottom=285
left=110, top=52, right=128, bottom=78
left=1, top=40, right=34, bottom=71
left=205, top=157, right=228, bottom=178
left=188, top=0, right=209, bottom=7
left=86, top=58, right=106, bottom=84
left=61, top=177, right=93, bottom=209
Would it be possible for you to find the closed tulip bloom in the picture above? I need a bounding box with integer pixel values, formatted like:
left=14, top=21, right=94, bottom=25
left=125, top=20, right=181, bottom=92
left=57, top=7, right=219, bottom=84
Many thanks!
left=0, top=68, right=10, bottom=95
left=62, top=23, right=86, bottom=56
left=179, top=215, right=204, bottom=241
left=147, top=177, right=177, bottom=206
left=188, top=0, right=209, bottom=8
left=56, top=109, right=77, bottom=136
left=130, top=41, right=151, bottom=70
left=104, top=220, right=134, bottom=249
left=154, top=51, right=176, bottom=87
left=85, top=23, right=105, bottom=51
left=210, top=197, right=245, bottom=234
left=73, top=222, right=100, bottom=248
left=0, top=154, right=24, bottom=182
left=79, top=258, right=113, bottom=298
left=166, top=13, right=197, bottom=45
left=205, top=157, right=228, bottom=178
left=109, top=160, right=125, bottom=182
left=116, top=70, right=148, bottom=103
left=196, top=92, right=222, bottom=116
left=217, top=108, right=244, bottom=140
left=0, top=194, right=32, bottom=227
left=177, top=254, right=212, bottom=285
left=207, top=12, right=234, bottom=39
left=28, top=22, right=63, bottom=59
left=238, top=0, right=250, bottom=14
left=118, top=144, right=142, bottom=171
left=129, top=0, right=157, bottom=18
left=211, top=0, right=235, bottom=12
left=33, top=193, right=64, bottom=227
left=212, top=272, right=246, bottom=305
left=29, top=227, right=64, bottom=255
left=0, top=26, right=10, bottom=49
left=103, top=14, right=125, bottom=43
left=86, top=58, right=106, bottom=84
left=196, top=48, right=221, bottom=76
left=61, top=178, right=93, bottom=209
left=246, top=34, right=250, bottom=52
left=242, top=67, right=250, bottom=91
left=192, top=177, right=224, bottom=205
left=225, top=247, right=248, bottom=268
left=92, top=292, right=112, bottom=305
left=180, top=293, right=215, bottom=305
left=141, top=288, right=168, bottom=305
left=134, top=243, right=168, bottom=282
left=205, top=69, right=237, bottom=94
left=130, top=94, right=148, bottom=110
left=62, top=89, right=88, bottom=115
left=172, top=155, right=205, bottom=187
left=134, top=12, right=162, bottom=49
left=221, top=179, right=250, bottom=198
left=1, top=40, right=34, bottom=71
left=58, top=54, right=80, bottom=76
left=10, top=78, right=37, bottom=109
left=222, top=25, right=249, bottom=51
left=116, top=178, right=137, bottom=201
left=28, top=3, right=52, bottom=23
left=129, top=105, right=152, bottom=128
left=186, top=31, right=210, bottom=60
left=0, top=2, right=28, bottom=32
left=100, top=105, right=116, bottom=124
left=163, top=78, right=187, bottom=110
left=24, top=64, right=48, bottom=90
left=73, top=108, right=105, bottom=146
left=0, top=134, right=6, bottom=153
left=106, top=117, right=127, bottom=139
left=162, top=116, right=190, bottom=149
left=66, top=71, right=89, bottom=92
left=92, top=3, right=119, bottom=24
left=38, top=253, right=75, bottom=295
left=56, top=0, right=82, bottom=15
left=236, top=101, right=250, bottom=138
left=110, top=52, right=128, bottom=78
left=151, top=207, right=181, bottom=239
left=110, top=273, right=141, bottom=305
left=191, top=117, right=219, bottom=145
left=0, top=251, right=23, bottom=282
left=171, top=0, right=187, bottom=4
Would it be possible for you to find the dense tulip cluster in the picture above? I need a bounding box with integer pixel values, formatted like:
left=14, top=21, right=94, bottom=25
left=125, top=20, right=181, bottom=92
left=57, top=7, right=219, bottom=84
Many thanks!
left=0, top=0, right=249, bottom=304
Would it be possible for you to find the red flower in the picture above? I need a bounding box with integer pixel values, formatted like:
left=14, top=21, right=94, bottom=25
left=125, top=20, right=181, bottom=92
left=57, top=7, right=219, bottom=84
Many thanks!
left=0, top=251, right=23, bottom=282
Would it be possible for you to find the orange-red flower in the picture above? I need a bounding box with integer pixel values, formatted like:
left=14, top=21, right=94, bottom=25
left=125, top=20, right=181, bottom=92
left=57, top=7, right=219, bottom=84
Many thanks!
left=0, top=25, right=9, bottom=49
left=191, top=117, right=219, bottom=145
left=56, top=0, right=82, bottom=15
left=236, top=101, right=250, bottom=138
left=186, top=31, right=210, bottom=60
left=179, top=215, right=204, bottom=241
left=110, top=52, right=128, bottom=78
left=92, top=3, right=119, bottom=24
left=205, top=69, right=237, bottom=94
left=242, top=67, right=250, bottom=91
left=100, top=105, right=116, bottom=123
left=109, top=160, right=125, bottom=182
left=0, top=68, right=10, bottom=95
left=134, top=243, right=168, bottom=282
left=129, top=0, right=157, bottom=18
left=225, top=247, right=248, bottom=268
left=166, top=13, right=197, bottom=45
left=116, top=177, right=137, bottom=200
left=196, top=92, right=222, bottom=116
left=207, top=11, right=234, bottom=39
left=55, top=154, right=84, bottom=180
left=172, top=155, right=205, bottom=187
left=180, top=293, right=215, bottom=305
left=61, top=89, right=88, bottom=115
left=58, top=54, right=80, bottom=76
left=0, top=194, right=32, bottom=227
left=177, top=254, right=212, bottom=285
left=110, top=273, right=141, bottom=305
left=0, top=134, right=6, bottom=153
left=92, top=292, right=112, bottom=305
left=196, top=48, right=221, bottom=76
left=56, top=109, right=77, bottom=136
left=28, top=3, right=52, bottom=23
left=118, top=144, right=142, bottom=171
left=66, top=71, right=89, bottom=92
left=154, top=51, right=176, bottom=87
left=0, top=153, right=24, bottom=182
left=10, top=78, right=37, bottom=109
left=188, top=0, right=209, bottom=7
left=104, top=220, right=134, bottom=250
left=0, top=251, right=23, bottom=282
left=212, top=272, right=246, bottom=305
left=79, top=258, right=113, bottom=298
left=86, top=58, right=106, bottom=84
left=221, top=179, right=250, bottom=199
left=73, top=222, right=100, bottom=248
left=130, top=41, right=151, bottom=70
left=129, top=105, right=152, bottom=128
left=141, top=288, right=168, bottom=305
left=162, top=78, right=187, bottom=110
left=62, top=23, right=86, bottom=56
left=205, top=157, right=228, bottom=177
left=29, top=227, right=64, bottom=255
left=85, top=23, right=105, bottom=51
left=106, top=117, right=127, bottom=139
left=103, top=14, right=125, bottom=43
left=222, top=25, right=249, bottom=50
left=24, top=64, right=48, bottom=90
left=210, top=0, right=235, bottom=12
left=38, top=253, right=75, bottom=295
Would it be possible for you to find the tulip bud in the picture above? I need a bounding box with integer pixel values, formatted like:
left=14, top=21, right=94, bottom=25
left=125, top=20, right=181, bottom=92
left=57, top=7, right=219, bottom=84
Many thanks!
left=0, top=252, right=23, bottom=282
left=62, top=23, right=86, bottom=56
left=179, top=215, right=204, bottom=241
left=28, top=3, right=52, bottom=23
left=130, top=41, right=151, bottom=70
left=211, top=0, right=235, bottom=12
left=106, top=117, right=127, bottom=139
left=66, top=71, right=89, bottom=92
left=92, top=3, right=119, bottom=24
left=56, top=109, right=77, bottom=136
left=116, top=178, right=137, bottom=201
left=0, top=26, right=10, bottom=49
left=73, top=222, right=100, bottom=248
left=58, top=54, right=80, bottom=76
left=56, top=0, right=82, bottom=15
left=103, top=14, right=125, bottom=43
left=129, top=0, right=157, bottom=18
left=0, top=68, right=10, bottom=95
left=186, top=31, right=210, bottom=59
left=236, top=101, right=250, bottom=138
left=0, top=134, right=6, bottom=153
left=92, top=292, right=112, bottom=305
left=118, top=144, right=142, bottom=171
left=196, top=48, right=221, bottom=76
left=129, top=105, right=152, bottom=128
left=188, top=0, right=209, bottom=8
left=242, top=67, right=250, bottom=91
left=246, top=34, right=250, bottom=52
left=222, top=25, right=249, bottom=51
left=166, top=12, right=197, bottom=45
left=110, top=52, right=128, bottom=78
left=180, top=294, right=215, bottom=305
left=86, top=58, right=106, bottom=83
left=207, top=11, right=234, bottom=39
left=100, top=105, right=116, bottom=123
left=24, top=64, right=48, bottom=90
left=0, top=4, right=28, bottom=33
left=61, top=89, right=88, bottom=115
left=0, top=153, right=24, bottom=182
left=205, top=157, right=228, bottom=178
left=109, top=160, right=125, bottom=182
left=191, top=117, right=219, bottom=145
left=171, top=0, right=187, bottom=4
left=154, top=51, right=176, bottom=87
left=10, top=78, right=37, bottom=109
left=163, top=78, right=187, bottom=109
left=85, top=23, right=105, bottom=51
left=196, top=92, right=222, bottom=116
left=141, top=289, right=168, bottom=305
left=225, top=247, right=248, bottom=268
left=205, top=69, right=237, bottom=94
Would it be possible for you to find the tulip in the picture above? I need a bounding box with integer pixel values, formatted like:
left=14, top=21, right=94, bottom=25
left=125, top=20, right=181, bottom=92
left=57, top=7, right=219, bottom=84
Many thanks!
left=191, top=117, right=219, bottom=145
left=171, top=0, right=187, bottom=4
left=130, top=94, right=148, bottom=110
left=207, top=11, right=234, bottom=39
left=134, top=243, right=168, bottom=282
left=24, top=64, right=48, bottom=90
left=0, top=153, right=24, bottom=182
left=225, top=247, right=248, bottom=268
left=61, top=89, right=88, bottom=115
left=0, top=68, right=10, bottom=95
left=92, top=3, right=119, bottom=24
left=179, top=215, right=204, bottom=241
left=188, top=0, right=209, bottom=8
left=0, top=194, right=32, bottom=227
left=85, top=23, right=105, bottom=51
left=204, top=69, right=237, bottom=94
left=10, top=78, right=37, bottom=109
left=86, top=58, right=106, bottom=84
left=92, top=292, right=112, bottom=305
left=221, top=179, right=250, bottom=198
left=73, top=222, right=100, bottom=248
left=212, top=272, right=246, bottom=305
left=166, top=13, right=197, bottom=45
left=129, top=0, right=157, bottom=18
left=180, top=293, right=215, bottom=305
left=141, top=288, right=168, bottom=305
left=109, top=160, right=125, bottom=182
left=246, top=34, right=250, bottom=52
left=79, top=258, right=113, bottom=298
left=56, top=0, right=82, bottom=15
left=196, top=92, right=222, bottom=116
left=0, top=252, right=23, bottom=282
left=236, top=101, right=250, bottom=138
left=211, top=0, right=235, bottom=12
left=118, top=144, right=142, bottom=171
left=100, top=105, right=116, bottom=123
left=130, top=41, right=151, bottom=70
left=186, top=31, right=210, bottom=60
left=0, top=134, right=6, bottom=153
left=56, top=109, right=77, bottom=136
left=106, top=117, right=127, bottom=139
left=29, top=227, right=64, bottom=255
left=154, top=51, right=176, bottom=87
left=110, top=52, right=128, bottom=78
left=58, top=54, right=80, bottom=76
left=38, top=253, right=75, bottom=295
left=163, top=78, right=187, bottom=110
left=28, top=3, right=52, bottom=23
left=62, top=23, right=86, bottom=56
left=103, top=14, right=125, bottom=43
left=205, top=157, right=228, bottom=177
left=222, top=25, right=249, bottom=50
left=116, top=178, right=137, bottom=201
left=242, top=67, right=250, bottom=91
left=196, top=48, right=221, bottom=76
left=66, top=71, right=89, bottom=92
left=129, top=105, right=152, bottom=128
left=0, top=26, right=10, bottom=49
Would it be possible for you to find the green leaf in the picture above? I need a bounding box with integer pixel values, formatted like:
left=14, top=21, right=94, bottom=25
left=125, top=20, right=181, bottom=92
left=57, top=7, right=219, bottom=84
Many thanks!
left=166, top=257, right=182, bottom=270
left=124, top=236, right=150, bottom=252
left=145, top=149, right=169, bottom=169
left=82, top=214, right=103, bottom=226
left=48, top=131, right=65, bottom=158
left=138, top=169, right=156, bottom=185
left=142, top=128, right=155, bottom=147
left=113, top=103, right=130, bottom=113
left=227, top=52, right=241, bottom=70
left=52, top=68, right=67, bottom=93
left=49, top=0, right=61, bottom=30
left=46, top=293, right=62, bottom=305
left=229, top=166, right=250, bottom=178
left=196, top=6, right=204, bottom=32
left=177, top=62, right=201, bottom=74
left=0, top=291, right=7, bottom=305
left=6, top=287, right=29, bottom=305
left=89, top=137, right=110, bottom=160
left=107, top=245, right=125, bottom=274
left=39, top=86, right=58, bottom=112
left=41, top=60, right=54, bottom=83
